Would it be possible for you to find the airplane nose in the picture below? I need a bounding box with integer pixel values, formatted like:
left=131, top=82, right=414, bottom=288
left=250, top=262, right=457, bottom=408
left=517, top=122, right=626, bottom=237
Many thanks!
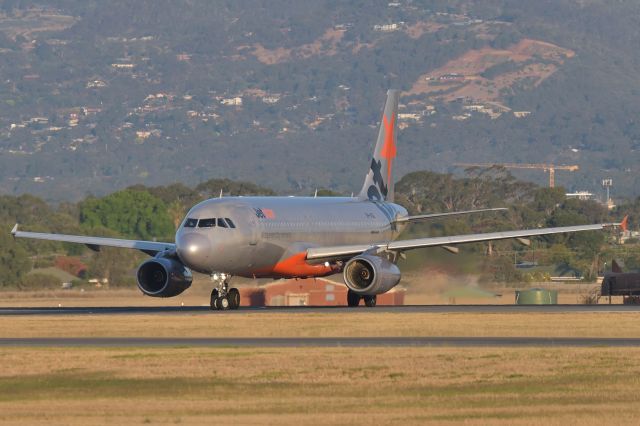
left=176, top=232, right=211, bottom=270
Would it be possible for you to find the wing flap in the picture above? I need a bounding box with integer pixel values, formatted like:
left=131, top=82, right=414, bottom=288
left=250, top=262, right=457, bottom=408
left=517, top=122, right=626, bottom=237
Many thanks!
left=11, top=225, right=174, bottom=256
left=306, top=243, right=375, bottom=262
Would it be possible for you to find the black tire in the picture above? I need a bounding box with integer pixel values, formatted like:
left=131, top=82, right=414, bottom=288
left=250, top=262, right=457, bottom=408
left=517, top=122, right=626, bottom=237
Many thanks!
left=218, top=296, right=231, bottom=310
left=347, top=290, right=361, bottom=307
left=228, top=288, right=240, bottom=310
left=210, top=289, right=220, bottom=310
left=363, top=295, right=377, bottom=307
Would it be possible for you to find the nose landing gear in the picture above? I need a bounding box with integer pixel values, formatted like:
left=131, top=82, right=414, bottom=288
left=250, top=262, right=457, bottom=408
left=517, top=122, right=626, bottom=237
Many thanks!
left=210, top=273, right=240, bottom=310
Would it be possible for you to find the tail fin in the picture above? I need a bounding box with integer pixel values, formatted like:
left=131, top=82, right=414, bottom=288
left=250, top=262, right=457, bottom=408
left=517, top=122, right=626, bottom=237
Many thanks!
left=358, top=89, right=400, bottom=202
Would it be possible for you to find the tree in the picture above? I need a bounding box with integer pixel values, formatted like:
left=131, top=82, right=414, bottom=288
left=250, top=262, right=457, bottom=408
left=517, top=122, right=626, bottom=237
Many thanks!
left=0, top=232, right=31, bottom=288
left=80, top=189, right=174, bottom=241
left=167, top=199, right=186, bottom=229
left=316, top=188, right=343, bottom=196
left=195, top=178, right=275, bottom=198
left=87, top=246, right=141, bottom=288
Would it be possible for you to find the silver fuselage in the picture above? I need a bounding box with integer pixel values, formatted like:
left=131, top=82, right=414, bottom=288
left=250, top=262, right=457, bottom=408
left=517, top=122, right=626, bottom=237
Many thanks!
left=175, top=196, right=408, bottom=278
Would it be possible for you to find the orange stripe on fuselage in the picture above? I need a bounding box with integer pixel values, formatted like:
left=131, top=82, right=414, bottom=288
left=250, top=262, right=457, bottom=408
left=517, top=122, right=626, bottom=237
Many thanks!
left=270, top=252, right=335, bottom=278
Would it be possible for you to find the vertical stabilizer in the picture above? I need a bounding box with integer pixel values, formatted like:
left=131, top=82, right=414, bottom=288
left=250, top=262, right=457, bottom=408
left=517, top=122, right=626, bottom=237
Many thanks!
left=358, top=90, right=399, bottom=202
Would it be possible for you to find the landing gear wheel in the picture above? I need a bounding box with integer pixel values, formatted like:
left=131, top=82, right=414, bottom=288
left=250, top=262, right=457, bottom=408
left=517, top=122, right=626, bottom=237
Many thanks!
left=218, top=296, right=230, bottom=310
left=347, top=290, right=361, bottom=307
left=363, top=295, right=377, bottom=307
left=210, top=289, right=220, bottom=310
left=228, top=288, right=240, bottom=310
left=209, top=273, right=235, bottom=311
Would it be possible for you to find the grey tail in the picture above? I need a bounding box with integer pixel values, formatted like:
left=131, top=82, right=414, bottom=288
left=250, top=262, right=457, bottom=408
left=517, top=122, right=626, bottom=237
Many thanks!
left=357, top=90, right=400, bottom=202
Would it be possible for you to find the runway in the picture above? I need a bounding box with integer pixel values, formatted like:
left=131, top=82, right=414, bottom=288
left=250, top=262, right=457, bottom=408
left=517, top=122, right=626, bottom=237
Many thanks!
left=2, top=336, right=640, bottom=347
left=0, top=304, right=639, bottom=316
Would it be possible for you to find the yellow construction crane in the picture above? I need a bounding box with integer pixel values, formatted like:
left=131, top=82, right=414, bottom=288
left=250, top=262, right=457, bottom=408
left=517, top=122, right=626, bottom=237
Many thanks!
left=454, top=163, right=579, bottom=188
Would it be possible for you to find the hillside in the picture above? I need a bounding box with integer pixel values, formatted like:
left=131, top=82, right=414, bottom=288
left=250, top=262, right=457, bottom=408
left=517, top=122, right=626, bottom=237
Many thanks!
left=1, top=1, right=640, bottom=201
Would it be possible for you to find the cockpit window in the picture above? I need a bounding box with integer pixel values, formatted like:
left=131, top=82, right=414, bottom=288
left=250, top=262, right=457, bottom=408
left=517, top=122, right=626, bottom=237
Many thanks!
left=225, top=218, right=236, bottom=228
left=184, top=218, right=198, bottom=228
left=198, top=218, right=216, bottom=228
left=217, top=218, right=228, bottom=228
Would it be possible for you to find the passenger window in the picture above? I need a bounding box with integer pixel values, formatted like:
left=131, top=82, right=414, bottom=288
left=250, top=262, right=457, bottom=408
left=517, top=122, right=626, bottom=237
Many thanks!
left=217, top=218, right=228, bottom=228
left=184, top=218, right=198, bottom=228
left=225, top=218, right=236, bottom=228
left=198, top=218, right=216, bottom=228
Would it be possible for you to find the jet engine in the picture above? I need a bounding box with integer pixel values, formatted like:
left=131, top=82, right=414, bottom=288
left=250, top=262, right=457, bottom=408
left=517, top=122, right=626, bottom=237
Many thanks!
left=343, top=254, right=401, bottom=295
left=136, top=253, right=193, bottom=297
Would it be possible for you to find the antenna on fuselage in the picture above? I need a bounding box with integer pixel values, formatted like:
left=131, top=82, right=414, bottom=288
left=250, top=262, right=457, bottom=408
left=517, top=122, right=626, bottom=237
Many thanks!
left=219, top=189, right=223, bottom=198
left=314, top=188, right=318, bottom=198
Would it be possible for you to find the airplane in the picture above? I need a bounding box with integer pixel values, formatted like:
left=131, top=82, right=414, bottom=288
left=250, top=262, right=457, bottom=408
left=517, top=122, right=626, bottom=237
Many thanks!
left=11, top=90, right=624, bottom=310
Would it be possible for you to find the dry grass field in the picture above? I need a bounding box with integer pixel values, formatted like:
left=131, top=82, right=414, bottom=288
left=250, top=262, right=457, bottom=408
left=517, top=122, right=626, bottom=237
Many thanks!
left=2, top=290, right=640, bottom=424
left=2, top=311, right=640, bottom=339
left=1, top=347, right=640, bottom=425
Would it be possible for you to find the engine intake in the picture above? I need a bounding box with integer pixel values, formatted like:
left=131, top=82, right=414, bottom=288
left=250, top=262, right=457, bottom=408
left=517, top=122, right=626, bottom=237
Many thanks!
left=343, top=254, right=401, bottom=295
left=137, top=255, right=193, bottom=298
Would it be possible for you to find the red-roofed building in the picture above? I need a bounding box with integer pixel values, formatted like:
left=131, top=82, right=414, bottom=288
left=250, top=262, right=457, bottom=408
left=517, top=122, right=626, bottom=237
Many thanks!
left=239, top=278, right=405, bottom=307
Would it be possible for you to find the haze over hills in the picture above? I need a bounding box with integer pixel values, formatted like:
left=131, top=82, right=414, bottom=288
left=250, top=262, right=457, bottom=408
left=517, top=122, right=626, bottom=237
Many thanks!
left=1, top=0, right=640, bottom=201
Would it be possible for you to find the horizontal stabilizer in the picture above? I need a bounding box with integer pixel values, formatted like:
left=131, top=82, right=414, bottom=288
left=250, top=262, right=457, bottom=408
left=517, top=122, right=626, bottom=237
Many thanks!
left=393, top=208, right=507, bottom=224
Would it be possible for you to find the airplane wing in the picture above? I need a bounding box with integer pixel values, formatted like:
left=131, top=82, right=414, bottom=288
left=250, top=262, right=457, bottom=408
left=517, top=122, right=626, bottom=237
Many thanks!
left=11, top=224, right=174, bottom=256
left=306, top=221, right=622, bottom=261
left=394, top=207, right=507, bottom=224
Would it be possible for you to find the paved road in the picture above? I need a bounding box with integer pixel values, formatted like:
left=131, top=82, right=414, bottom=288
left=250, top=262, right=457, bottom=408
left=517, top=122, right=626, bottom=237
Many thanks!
left=0, top=304, right=639, bottom=316
left=1, top=336, right=640, bottom=347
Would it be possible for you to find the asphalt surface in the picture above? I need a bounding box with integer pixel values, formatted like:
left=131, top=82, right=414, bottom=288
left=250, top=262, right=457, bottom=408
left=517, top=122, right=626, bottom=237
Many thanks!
left=0, top=304, right=639, bottom=316
left=1, top=336, right=640, bottom=347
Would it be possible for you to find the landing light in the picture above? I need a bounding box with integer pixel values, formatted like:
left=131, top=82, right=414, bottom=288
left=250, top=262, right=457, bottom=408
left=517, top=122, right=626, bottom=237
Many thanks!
left=324, top=262, right=330, bottom=267
left=213, top=273, right=219, bottom=280
left=188, top=245, right=198, bottom=253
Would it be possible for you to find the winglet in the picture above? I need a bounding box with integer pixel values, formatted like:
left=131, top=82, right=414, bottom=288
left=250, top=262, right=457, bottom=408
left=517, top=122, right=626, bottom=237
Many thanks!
left=11, top=223, right=18, bottom=236
left=620, top=215, right=629, bottom=232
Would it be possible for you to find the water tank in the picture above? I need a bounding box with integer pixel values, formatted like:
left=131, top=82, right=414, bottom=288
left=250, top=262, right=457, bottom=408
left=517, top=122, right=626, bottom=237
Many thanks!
left=515, top=288, right=557, bottom=305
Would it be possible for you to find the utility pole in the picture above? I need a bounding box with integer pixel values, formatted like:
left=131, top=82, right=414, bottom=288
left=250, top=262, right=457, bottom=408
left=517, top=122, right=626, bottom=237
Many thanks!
left=602, top=178, right=613, bottom=209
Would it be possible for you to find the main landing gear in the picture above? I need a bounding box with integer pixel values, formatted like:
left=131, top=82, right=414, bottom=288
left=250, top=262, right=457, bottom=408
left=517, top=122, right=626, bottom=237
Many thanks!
left=210, top=273, right=240, bottom=310
left=347, top=289, right=377, bottom=307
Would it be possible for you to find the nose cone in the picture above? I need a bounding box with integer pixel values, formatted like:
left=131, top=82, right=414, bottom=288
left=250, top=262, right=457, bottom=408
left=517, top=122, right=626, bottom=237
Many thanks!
left=176, top=232, right=212, bottom=272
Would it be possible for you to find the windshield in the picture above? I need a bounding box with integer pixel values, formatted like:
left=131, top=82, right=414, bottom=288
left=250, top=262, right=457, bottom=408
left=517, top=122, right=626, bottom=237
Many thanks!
left=198, top=218, right=216, bottom=228
left=183, top=218, right=198, bottom=228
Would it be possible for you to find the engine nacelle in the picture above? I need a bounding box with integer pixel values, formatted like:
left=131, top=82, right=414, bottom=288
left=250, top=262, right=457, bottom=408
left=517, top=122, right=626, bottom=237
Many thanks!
left=136, top=255, right=193, bottom=298
left=343, top=254, right=401, bottom=295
